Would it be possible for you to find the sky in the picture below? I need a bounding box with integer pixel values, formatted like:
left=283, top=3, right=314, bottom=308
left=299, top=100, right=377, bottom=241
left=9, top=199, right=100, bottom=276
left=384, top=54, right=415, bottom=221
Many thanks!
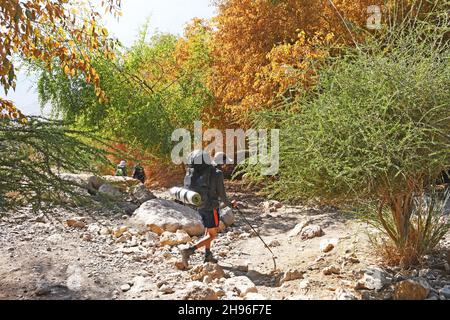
left=6, top=0, right=217, bottom=116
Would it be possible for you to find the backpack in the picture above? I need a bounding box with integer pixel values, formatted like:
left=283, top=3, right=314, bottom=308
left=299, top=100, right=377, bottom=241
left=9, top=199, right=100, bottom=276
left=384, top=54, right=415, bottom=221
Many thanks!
left=133, top=166, right=144, bottom=176
left=184, top=162, right=215, bottom=208
left=116, top=166, right=125, bottom=177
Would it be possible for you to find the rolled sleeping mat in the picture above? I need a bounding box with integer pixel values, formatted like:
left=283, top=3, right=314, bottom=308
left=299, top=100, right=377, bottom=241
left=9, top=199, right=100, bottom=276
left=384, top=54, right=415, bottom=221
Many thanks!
left=169, top=187, right=202, bottom=206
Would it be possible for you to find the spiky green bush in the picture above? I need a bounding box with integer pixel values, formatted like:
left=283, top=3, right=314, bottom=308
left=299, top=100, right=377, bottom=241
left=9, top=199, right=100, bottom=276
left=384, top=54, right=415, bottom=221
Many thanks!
left=240, top=2, right=450, bottom=265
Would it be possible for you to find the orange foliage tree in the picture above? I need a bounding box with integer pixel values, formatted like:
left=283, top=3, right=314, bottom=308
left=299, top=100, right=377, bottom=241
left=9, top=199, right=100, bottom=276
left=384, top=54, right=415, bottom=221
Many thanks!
left=0, top=0, right=121, bottom=121
left=209, top=0, right=382, bottom=127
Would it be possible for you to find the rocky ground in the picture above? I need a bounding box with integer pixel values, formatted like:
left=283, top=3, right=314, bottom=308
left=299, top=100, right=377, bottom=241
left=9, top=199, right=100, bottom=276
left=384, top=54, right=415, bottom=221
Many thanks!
left=1, top=181, right=450, bottom=300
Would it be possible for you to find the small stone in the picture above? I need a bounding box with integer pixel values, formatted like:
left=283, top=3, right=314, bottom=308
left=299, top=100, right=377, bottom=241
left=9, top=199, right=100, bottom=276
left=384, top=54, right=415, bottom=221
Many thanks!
left=160, top=230, right=191, bottom=246
left=214, top=288, right=226, bottom=298
left=344, top=253, right=360, bottom=264
left=175, top=229, right=191, bottom=244
left=190, top=263, right=226, bottom=281
left=393, top=278, right=431, bottom=300
left=82, top=233, right=92, bottom=241
left=273, top=201, right=283, bottom=209
left=33, top=215, right=46, bottom=223
left=175, top=261, right=188, bottom=271
left=280, top=269, right=304, bottom=284
left=224, top=276, right=258, bottom=297
left=118, top=202, right=139, bottom=215
left=323, top=265, right=340, bottom=276
left=359, top=266, right=390, bottom=291
left=181, top=281, right=218, bottom=300
left=113, top=226, right=128, bottom=238
left=268, top=239, right=281, bottom=247
left=115, top=234, right=131, bottom=243
left=66, top=218, right=86, bottom=229
left=159, top=284, right=174, bottom=294
left=203, top=276, right=212, bottom=284
left=299, top=279, right=310, bottom=289
left=131, top=183, right=156, bottom=204
left=300, top=225, right=324, bottom=240
left=120, top=284, right=131, bottom=292
left=320, top=238, right=338, bottom=253
left=218, top=249, right=229, bottom=257
left=287, top=219, right=312, bottom=237
left=99, top=227, right=111, bottom=236
left=129, top=276, right=155, bottom=294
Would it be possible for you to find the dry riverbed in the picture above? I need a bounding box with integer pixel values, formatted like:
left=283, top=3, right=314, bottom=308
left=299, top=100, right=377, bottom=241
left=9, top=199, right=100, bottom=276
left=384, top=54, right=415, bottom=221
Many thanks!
left=1, top=184, right=450, bottom=300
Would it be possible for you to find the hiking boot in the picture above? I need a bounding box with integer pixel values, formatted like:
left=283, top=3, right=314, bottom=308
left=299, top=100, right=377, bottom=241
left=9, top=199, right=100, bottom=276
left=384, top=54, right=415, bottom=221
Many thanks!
left=204, top=251, right=218, bottom=263
left=180, top=247, right=195, bottom=268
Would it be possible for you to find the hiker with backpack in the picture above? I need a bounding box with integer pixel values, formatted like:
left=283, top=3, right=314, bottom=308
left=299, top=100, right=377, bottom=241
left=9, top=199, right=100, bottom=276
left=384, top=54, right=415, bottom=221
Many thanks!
left=180, top=150, right=237, bottom=268
left=115, top=160, right=127, bottom=177
left=132, top=163, right=146, bottom=183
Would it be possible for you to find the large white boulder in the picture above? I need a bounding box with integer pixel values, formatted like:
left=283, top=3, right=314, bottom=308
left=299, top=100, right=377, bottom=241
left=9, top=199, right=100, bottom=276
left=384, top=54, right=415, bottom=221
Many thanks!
left=98, top=183, right=123, bottom=200
left=131, top=199, right=204, bottom=236
left=58, top=173, right=105, bottom=190
left=101, top=175, right=141, bottom=191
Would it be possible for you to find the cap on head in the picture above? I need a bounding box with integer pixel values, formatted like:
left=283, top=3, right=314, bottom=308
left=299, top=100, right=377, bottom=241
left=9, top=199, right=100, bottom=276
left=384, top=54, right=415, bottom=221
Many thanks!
left=119, top=160, right=126, bottom=166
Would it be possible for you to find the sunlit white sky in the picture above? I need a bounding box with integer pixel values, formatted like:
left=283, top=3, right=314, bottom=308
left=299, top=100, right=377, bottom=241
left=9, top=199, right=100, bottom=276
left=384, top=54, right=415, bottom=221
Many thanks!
left=6, top=0, right=216, bottom=116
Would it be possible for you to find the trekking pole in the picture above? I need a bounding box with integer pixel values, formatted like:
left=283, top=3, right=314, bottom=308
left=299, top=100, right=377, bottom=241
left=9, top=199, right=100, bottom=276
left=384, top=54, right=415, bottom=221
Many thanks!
left=232, top=206, right=278, bottom=272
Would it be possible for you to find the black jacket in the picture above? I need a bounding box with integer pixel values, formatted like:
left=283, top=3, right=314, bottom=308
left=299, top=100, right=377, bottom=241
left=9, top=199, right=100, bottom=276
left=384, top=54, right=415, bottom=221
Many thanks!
left=200, top=167, right=229, bottom=210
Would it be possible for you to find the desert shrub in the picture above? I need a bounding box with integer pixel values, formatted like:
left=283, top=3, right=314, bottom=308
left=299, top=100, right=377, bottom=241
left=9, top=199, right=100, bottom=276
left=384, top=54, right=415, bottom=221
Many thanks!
left=240, top=3, right=450, bottom=265
left=361, top=189, right=450, bottom=266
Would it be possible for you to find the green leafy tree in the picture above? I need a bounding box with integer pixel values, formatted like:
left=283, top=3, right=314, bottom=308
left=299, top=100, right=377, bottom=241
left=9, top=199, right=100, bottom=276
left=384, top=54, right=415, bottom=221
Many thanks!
left=37, top=24, right=213, bottom=157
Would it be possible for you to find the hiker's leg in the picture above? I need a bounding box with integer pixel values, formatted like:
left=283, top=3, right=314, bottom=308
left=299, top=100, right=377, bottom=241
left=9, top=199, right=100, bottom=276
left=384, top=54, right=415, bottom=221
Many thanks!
left=194, top=228, right=217, bottom=250
left=204, top=228, right=218, bottom=250
left=204, top=228, right=218, bottom=263
left=194, top=208, right=219, bottom=249
left=181, top=208, right=219, bottom=267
